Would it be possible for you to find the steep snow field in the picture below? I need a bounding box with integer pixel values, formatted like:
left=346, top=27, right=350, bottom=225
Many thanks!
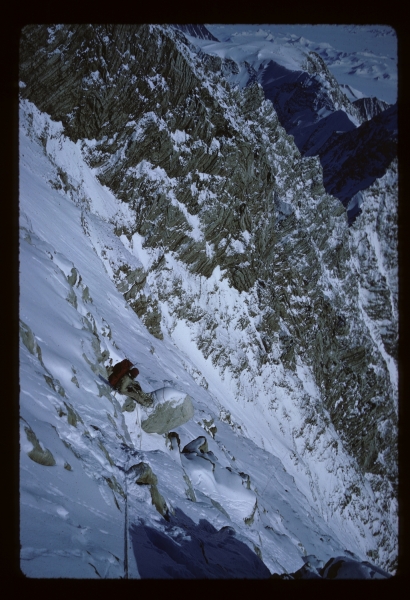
left=19, top=95, right=395, bottom=578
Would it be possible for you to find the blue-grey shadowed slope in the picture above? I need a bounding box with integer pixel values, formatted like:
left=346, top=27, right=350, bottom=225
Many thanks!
left=129, top=508, right=271, bottom=579
left=318, top=103, right=397, bottom=216
left=271, top=554, right=392, bottom=579
left=260, top=58, right=360, bottom=156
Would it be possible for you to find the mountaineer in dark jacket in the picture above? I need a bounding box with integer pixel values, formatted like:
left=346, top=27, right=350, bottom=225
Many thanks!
left=107, top=359, right=153, bottom=409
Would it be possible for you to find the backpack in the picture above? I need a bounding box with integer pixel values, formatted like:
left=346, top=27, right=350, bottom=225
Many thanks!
left=108, top=359, right=133, bottom=388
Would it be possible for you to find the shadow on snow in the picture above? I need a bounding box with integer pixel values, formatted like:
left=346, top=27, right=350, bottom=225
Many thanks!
left=129, top=507, right=270, bottom=579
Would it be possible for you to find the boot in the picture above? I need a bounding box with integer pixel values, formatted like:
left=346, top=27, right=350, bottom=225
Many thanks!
left=118, top=375, right=153, bottom=407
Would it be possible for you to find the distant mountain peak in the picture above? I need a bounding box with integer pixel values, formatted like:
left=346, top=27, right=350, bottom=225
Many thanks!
left=174, top=24, right=219, bottom=42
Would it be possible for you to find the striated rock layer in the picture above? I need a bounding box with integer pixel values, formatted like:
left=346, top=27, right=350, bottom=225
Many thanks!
left=19, top=24, right=398, bottom=570
left=353, top=97, right=391, bottom=122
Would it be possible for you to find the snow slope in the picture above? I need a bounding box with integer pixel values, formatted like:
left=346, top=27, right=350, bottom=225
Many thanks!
left=19, top=95, right=396, bottom=578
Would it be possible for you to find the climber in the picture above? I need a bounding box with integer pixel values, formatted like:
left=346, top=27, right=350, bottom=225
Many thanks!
left=107, top=358, right=153, bottom=408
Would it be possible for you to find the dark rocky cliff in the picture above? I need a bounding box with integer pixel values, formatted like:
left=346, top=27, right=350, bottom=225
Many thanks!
left=353, top=97, right=391, bottom=121
left=174, top=24, right=219, bottom=42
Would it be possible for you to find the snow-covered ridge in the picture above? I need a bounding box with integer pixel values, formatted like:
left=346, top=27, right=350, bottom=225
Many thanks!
left=19, top=24, right=397, bottom=577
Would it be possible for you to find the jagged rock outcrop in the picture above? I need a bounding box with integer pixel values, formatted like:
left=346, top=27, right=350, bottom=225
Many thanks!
left=19, top=24, right=398, bottom=571
left=23, top=423, right=56, bottom=466
left=348, top=160, right=398, bottom=363
left=353, top=97, right=391, bottom=121
left=174, top=24, right=219, bottom=42
left=128, top=462, right=169, bottom=517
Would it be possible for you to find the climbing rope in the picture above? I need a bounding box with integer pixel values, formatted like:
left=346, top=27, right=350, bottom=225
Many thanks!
left=260, top=468, right=275, bottom=500
left=136, top=403, right=142, bottom=451
left=123, top=463, right=129, bottom=579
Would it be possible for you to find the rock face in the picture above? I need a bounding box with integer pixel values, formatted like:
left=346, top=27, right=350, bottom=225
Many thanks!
left=259, top=61, right=397, bottom=223
left=128, top=462, right=169, bottom=517
left=353, top=97, right=391, bottom=121
left=141, top=388, right=194, bottom=434
left=174, top=24, right=219, bottom=42
left=19, top=24, right=398, bottom=571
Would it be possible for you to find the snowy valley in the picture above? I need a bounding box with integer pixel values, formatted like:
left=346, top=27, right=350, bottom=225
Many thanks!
left=19, top=24, right=397, bottom=578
